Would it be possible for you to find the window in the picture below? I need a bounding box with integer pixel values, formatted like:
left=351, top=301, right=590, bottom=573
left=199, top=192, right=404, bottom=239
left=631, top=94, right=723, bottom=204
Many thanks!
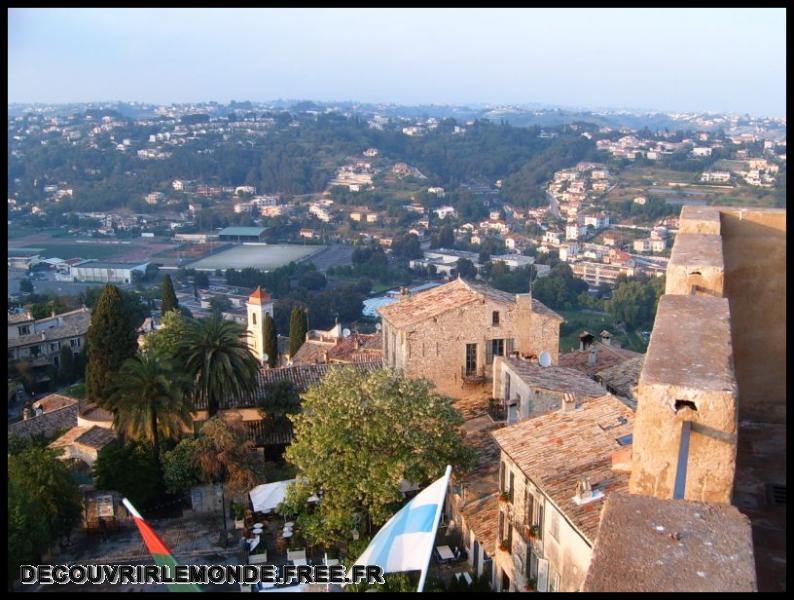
left=526, top=491, right=535, bottom=526
left=499, top=461, right=506, bottom=493
left=508, top=471, right=515, bottom=502
left=487, top=339, right=504, bottom=364
left=18, top=325, right=30, bottom=336
left=252, top=312, right=257, bottom=325
left=616, top=433, right=633, bottom=446
left=536, top=504, right=544, bottom=540
left=506, top=338, right=515, bottom=355
left=550, top=509, right=560, bottom=541
left=492, top=311, right=500, bottom=326
left=465, top=343, right=477, bottom=375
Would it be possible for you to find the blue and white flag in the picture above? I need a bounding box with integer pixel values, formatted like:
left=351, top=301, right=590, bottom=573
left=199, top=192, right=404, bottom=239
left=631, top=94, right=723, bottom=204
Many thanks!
left=354, top=465, right=452, bottom=585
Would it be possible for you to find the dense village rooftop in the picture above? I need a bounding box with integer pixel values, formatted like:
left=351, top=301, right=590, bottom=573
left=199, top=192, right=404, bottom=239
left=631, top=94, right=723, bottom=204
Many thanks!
left=500, top=357, right=610, bottom=401
left=557, top=339, right=642, bottom=377
left=491, top=393, right=634, bottom=543
left=583, top=493, right=757, bottom=592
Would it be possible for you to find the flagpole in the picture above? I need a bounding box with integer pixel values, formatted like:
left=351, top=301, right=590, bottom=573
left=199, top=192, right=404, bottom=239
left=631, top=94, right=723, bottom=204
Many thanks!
left=416, top=465, right=453, bottom=593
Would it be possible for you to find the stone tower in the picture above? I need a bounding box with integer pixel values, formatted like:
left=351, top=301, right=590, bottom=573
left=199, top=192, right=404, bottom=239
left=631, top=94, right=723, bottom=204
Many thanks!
left=246, top=286, right=274, bottom=363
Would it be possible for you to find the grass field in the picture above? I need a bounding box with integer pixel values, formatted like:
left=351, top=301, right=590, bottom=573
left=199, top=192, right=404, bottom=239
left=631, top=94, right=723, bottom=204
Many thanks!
left=188, top=243, right=325, bottom=271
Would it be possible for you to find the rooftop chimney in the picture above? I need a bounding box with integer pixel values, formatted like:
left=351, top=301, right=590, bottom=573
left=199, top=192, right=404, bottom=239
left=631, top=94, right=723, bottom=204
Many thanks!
left=600, top=330, right=611, bottom=346
left=587, top=345, right=598, bottom=367
left=560, top=392, right=577, bottom=412
left=399, top=286, right=410, bottom=299
left=579, top=331, right=595, bottom=352
left=575, top=477, right=593, bottom=503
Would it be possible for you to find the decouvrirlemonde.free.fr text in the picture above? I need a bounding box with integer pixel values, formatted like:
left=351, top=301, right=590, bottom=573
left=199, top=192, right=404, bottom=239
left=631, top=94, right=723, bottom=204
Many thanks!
left=21, top=563, right=385, bottom=586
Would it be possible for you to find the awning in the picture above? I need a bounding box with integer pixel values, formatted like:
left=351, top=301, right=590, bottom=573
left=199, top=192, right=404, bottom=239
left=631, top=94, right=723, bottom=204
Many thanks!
left=249, top=479, right=296, bottom=514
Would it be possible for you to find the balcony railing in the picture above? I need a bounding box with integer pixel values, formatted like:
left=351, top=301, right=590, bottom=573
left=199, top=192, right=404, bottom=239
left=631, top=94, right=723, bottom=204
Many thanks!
left=488, top=398, right=507, bottom=421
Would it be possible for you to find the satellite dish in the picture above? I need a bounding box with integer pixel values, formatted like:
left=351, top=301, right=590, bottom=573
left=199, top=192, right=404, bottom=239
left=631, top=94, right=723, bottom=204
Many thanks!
left=342, top=328, right=351, bottom=338
left=375, top=323, right=382, bottom=331
left=538, top=351, right=552, bottom=368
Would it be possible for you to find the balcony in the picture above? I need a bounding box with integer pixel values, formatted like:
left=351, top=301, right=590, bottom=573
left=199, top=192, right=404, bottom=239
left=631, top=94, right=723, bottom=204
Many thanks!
left=488, top=398, right=507, bottom=421
left=461, top=365, right=488, bottom=384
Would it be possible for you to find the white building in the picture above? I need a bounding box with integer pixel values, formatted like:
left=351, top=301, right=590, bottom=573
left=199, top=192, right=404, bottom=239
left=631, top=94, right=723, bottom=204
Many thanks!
left=700, top=171, right=731, bottom=183
left=70, top=261, right=149, bottom=284
left=434, top=205, right=457, bottom=220
left=691, top=147, right=713, bottom=157
left=246, top=286, right=275, bottom=364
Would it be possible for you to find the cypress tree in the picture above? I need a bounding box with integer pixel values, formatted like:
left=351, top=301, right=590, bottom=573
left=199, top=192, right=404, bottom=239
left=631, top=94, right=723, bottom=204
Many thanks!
left=161, top=274, right=179, bottom=315
left=85, top=284, right=139, bottom=409
left=263, top=313, right=278, bottom=368
left=289, top=307, right=308, bottom=358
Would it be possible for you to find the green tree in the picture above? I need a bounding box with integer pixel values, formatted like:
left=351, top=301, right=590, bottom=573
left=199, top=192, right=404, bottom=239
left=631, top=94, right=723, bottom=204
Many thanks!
left=176, top=315, right=259, bottom=418
left=141, top=309, right=189, bottom=356
left=92, top=441, right=163, bottom=510
left=57, top=345, right=76, bottom=384
left=19, top=277, right=34, bottom=294
left=110, top=350, right=193, bottom=463
left=8, top=478, right=50, bottom=585
left=263, top=313, right=278, bottom=368
left=161, top=274, right=179, bottom=315
left=85, top=284, right=139, bottom=409
left=162, top=438, right=203, bottom=497
left=281, top=368, right=472, bottom=547
left=456, top=258, right=478, bottom=279
left=606, top=276, right=660, bottom=330
left=289, top=307, right=308, bottom=358
left=8, top=448, right=82, bottom=551
left=438, top=225, right=455, bottom=248
left=193, top=417, right=260, bottom=496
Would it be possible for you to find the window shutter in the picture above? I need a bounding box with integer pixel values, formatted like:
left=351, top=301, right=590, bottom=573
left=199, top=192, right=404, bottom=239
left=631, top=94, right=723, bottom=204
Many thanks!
left=486, top=341, right=493, bottom=365
left=507, top=338, right=515, bottom=354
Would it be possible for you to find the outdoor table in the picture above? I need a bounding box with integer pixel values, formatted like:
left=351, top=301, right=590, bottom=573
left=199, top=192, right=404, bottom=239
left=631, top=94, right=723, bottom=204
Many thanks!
left=436, top=545, right=455, bottom=562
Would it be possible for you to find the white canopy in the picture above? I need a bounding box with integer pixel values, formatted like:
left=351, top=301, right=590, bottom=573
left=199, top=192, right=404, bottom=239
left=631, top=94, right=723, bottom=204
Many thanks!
left=249, top=479, right=296, bottom=514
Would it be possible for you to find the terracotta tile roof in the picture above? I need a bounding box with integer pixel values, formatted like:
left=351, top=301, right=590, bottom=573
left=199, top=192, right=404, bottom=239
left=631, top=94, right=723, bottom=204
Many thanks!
left=501, top=358, right=608, bottom=400
left=461, top=493, right=499, bottom=557
left=292, top=333, right=383, bottom=365
left=491, top=394, right=634, bottom=543
left=557, top=341, right=642, bottom=377
left=8, top=403, right=78, bottom=439
left=79, top=403, right=114, bottom=423
left=595, top=356, right=644, bottom=408
left=378, top=278, right=561, bottom=329
left=75, top=425, right=117, bottom=449
left=8, top=307, right=91, bottom=350
left=32, top=393, right=79, bottom=413
left=247, top=286, right=272, bottom=305
left=7, top=310, right=34, bottom=324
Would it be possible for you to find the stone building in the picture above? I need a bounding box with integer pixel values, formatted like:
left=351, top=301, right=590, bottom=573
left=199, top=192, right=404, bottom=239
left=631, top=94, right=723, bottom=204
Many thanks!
left=490, top=393, right=635, bottom=592
left=378, top=278, right=563, bottom=399
left=7, top=307, right=91, bottom=390
left=582, top=206, right=785, bottom=592
left=492, top=355, right=611, bottom=423
left=290, top=323, right=383, bottom=365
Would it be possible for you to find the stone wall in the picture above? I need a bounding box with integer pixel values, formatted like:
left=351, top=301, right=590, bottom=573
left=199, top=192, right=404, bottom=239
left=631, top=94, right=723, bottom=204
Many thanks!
left=383, top=295, right=560, bottom=400
left=7, top=403, right=78, bottom=440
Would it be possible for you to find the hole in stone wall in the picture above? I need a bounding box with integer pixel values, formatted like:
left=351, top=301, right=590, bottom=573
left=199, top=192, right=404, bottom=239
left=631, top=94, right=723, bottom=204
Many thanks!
left=674, top=399, right=698, bottom=413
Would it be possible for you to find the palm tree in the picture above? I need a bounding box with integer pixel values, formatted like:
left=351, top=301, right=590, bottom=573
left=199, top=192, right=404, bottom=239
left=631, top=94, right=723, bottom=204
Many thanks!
left=111, top=351, right=193, bottom=462
left=177, top=315, right=260, bottom=417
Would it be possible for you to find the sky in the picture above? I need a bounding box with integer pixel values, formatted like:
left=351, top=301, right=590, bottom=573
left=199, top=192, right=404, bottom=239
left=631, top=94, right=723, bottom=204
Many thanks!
left=7, top=8, right=787, bottom=117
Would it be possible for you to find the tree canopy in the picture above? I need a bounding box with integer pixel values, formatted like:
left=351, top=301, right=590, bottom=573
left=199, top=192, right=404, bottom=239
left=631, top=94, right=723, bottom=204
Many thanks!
left=281, top=368, right=472, bottom=547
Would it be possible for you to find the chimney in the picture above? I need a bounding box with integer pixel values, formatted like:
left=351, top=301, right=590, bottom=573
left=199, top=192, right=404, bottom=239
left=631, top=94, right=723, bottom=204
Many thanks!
left=587, top=346, right=598, bottom=367
left=600, top=330, right=611, bottom=346
left=611, top=446, right=633, bottom=473
left=579, top=331, right=594, bottom=352
left=574, top=477, right=593, bottom=503
left=399, top=286, right=410, bottom=299
left=353, top=336, right=360, bottom=350
left=560, top=392, right=577, bottom=412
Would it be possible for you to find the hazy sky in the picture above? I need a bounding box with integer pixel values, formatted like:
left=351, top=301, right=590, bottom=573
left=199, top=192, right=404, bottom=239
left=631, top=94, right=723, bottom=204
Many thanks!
left=8, top=8, right=787, bottom=116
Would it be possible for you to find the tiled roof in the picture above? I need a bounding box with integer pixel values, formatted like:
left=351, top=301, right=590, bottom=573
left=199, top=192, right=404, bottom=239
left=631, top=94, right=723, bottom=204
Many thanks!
left=8, top=307, right=91, bottom=350
left=291, top=333, right=383, bottom=365
left=501, top=358, right=608, bottom=400
left=193, top=361, right=383, bottom=410
left=557, top=341, right=643, bottom=377
left=79, top=403, right=114, bottom=423
left=491, top=394, right=634, bottom=543
left=595, top=356, right=644, bottom=408
left=7, top=310, right=34, bottom=324
left=32, top=393, right=79, bottom=413
left=8, top=403, right=79, bottom=439
left=460, top=493, right=499, bottom=558
left=49, top=425, right=115, bottom=451
left=248, top=286, right=272, bottom=304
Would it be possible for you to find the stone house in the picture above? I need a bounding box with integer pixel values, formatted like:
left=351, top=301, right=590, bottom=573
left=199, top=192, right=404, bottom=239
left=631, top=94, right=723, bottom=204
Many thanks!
left=490, top=394, right=635, bottom=592
left=492, top=356, right=612, bottom=423
left=378, top=278, right=563, bottom=399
